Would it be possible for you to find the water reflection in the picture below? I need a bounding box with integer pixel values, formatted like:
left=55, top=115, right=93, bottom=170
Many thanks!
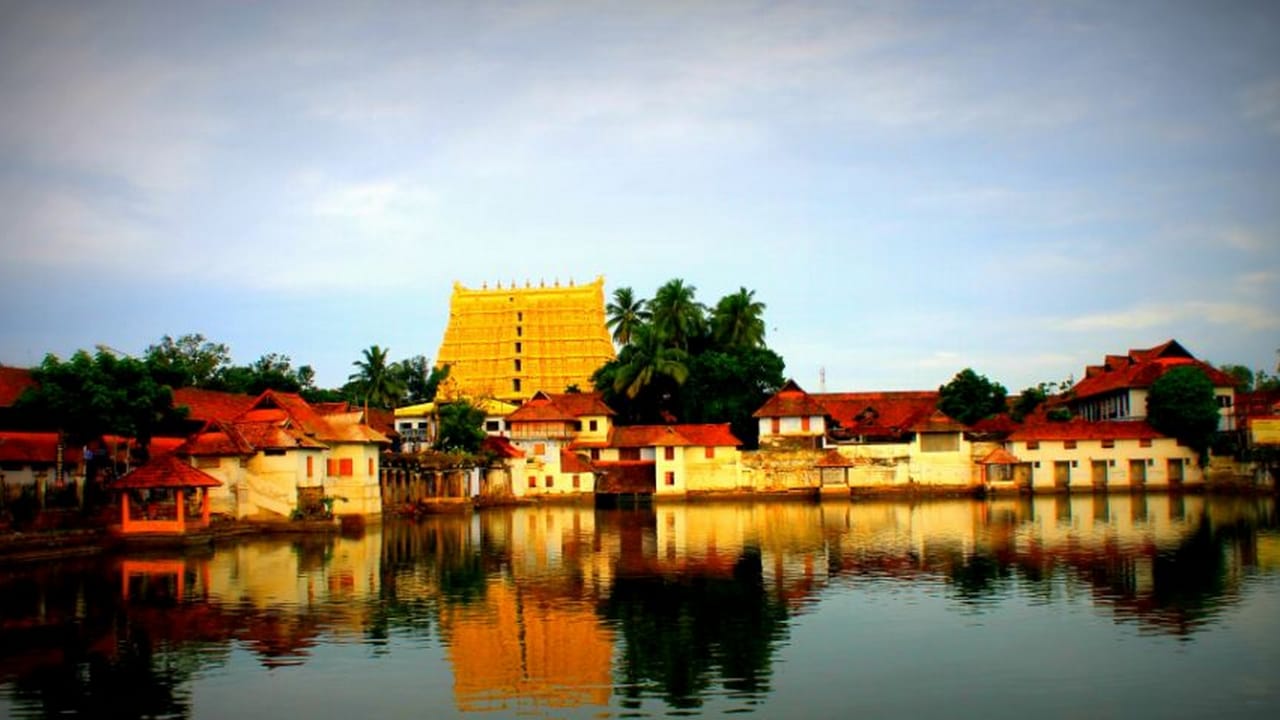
left=1, top=494, right=1276, bottom=718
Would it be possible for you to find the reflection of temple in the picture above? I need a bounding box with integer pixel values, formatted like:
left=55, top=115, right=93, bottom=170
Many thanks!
left=441, top=581, right=614, bottom=712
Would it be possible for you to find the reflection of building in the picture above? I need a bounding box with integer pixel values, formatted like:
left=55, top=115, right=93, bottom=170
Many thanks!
left=435, top=277, right=616, bottom=403
left=441, top=580, right=614, bottom=712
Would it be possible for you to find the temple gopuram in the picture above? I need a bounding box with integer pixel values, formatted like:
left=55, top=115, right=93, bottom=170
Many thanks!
left=435, top=277, right=615, bottom=403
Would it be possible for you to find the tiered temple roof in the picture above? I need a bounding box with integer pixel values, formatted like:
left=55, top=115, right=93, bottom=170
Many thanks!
left=435, top=277, right=616, bottom=402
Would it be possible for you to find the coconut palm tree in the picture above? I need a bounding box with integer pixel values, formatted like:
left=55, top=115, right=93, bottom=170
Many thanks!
left=613, top=324, right=690, bottom=400
left=711, top=287, right=767, bottom=349
left=650, top=278, right=706, bottom=350
left=606, top=286, right=651, bottom=347
left=349, top=345, right=406, bottom=410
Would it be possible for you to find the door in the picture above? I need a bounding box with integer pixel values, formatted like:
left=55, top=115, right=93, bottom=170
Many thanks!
left=1054, top=461, right=1071, bottom=490
left=1129, top=460, right=1147, bottom=488
left=1167, top=459, right=1184, bottom=487
left=1091, top=460, right=1108, bottom=490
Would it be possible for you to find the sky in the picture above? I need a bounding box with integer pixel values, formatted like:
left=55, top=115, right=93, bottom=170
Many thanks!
left=1, top=0, right=1277, bottom=393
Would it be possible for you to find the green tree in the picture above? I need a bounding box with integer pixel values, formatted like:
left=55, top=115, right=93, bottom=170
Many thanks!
left=1147, top=366, right=1221, bottom=463
left=938, top=369, right=1008, bottom=425
left=17, top=350, right=187, bottom=453
left=1011, top=384, right=1049, bottom=422
left=612, top=324, right=690, bottom=400
left=710, top=287, right=767, bottom=350
left=680, top=346, right=785, bottom=447
left=394, top=356, right=450, bottom=404
left=143, top=333, right=231, bottom=388
left=212, top=353, right=311, bottom=395
left=349, top=345, right=407, bottom=410
left=435, top=401, right=486, bottom=452
left=650, top=279, right=706, bottom=350
left=606, top=287, right=651, bottom=347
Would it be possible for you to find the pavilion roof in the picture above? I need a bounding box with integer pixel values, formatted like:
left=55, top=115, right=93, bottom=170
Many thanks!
left=111, top=454, right=222, bottom=490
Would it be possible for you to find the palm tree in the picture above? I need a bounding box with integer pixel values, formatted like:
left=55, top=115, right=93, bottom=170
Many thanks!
left=711, top=287, right=767, bottom=349
left=606, top=287, right=651, bottom=347
left=650, top=278, right=706, bottom=350
left=349, top=345, right=406, bottom=410
left=613, top=324, right=690, bottom=399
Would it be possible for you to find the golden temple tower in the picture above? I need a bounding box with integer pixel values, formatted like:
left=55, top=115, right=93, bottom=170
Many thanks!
left=435, top=277, right=615, bottom=402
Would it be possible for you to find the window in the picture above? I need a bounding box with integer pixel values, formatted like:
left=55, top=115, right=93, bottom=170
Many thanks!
left=534, top=443, right=546, bottom=455
left=197, top=456, right=220, bottom=469
left=589, top=419, right=598, bottom=432
left=368, top=457, right=374, bottom=476
left=1063, top=440, right=1077, bottom=450
left=516, top=326, right=523, bottom=337
left=339, top=458, right=354, bottom=476
left=515, top=342, right=522, bottom=354
left=920, top=433, right=959, bottom=452
left=513, top=379, right=522, bottom=393
left=486, top=420, right=500, bottom=431
left=665, top=471, right=676, bottom=486
left=545, top=475, right=554, bottom=488
left=399, top=422, right=412, bottom=431
left=1101, top=438, right=1115, bottom=449
left=572, top=474, right=580, bottom=489
left=306, top=456, right=313, bottom=477
left=327, top=458, right=337, bottom=475
left=1139, top=438, right=1152, bottom=448
left=771, top=417, right=780, bottom=434
left=664, top=446, right=675, bottom=461
left=705, top=447, right=715, bottom=459
left=417, top=422, right=427, bottom=429
left=1026, top=440, right=1040, bottom=450
left=265, top=449, right=286, bottom=456
left=528, top=476, right=537, bottom=488
left=801, top=416, right=811, bottom=432
left=517, top=311, right=523, bottom=322
left=590, top=448, right=600, bottom=460
left=1218, top=395, right=1233, bottom=407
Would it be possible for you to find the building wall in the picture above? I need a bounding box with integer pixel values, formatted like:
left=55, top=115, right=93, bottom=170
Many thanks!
left=1009, top=437, right=1202, bottom=491
left=757, top=415, right=826, bottom=443
left=512, top=438, right=595, bottom=497
left=324, top=442, right=383, bottom=516
left=188, top=455, right=245, bottom=516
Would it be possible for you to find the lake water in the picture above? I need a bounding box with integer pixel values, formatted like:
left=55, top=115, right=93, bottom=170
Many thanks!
left=1, top=495, right=1278, bottom=719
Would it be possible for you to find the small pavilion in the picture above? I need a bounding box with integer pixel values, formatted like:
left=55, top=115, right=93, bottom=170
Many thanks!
left=110, top=454, right=222, bottom=534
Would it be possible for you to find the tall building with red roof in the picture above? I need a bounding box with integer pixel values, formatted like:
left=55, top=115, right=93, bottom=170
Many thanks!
left=1067, top=340, right=1238, bottom=430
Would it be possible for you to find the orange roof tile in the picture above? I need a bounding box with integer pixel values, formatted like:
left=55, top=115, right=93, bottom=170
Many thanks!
left=610, top=423, right=740, bottom=448
left=111, top=454, right=222, bottom=490
left=172, top=388, right=258, bottom=423
left=752, top=380, right=828, bottom=418
left=560, top=448, right=595, bottom=473
left=508, top=390, right=614, bottom=424
left=0, top=366, right=36, bottom=407
left=1069, top=340, right=1236, bottom=400
left=481, top=435, right=524, bottom=459
left=1008, top=420, right=1165, bottom=442
left=0, top=431, right=62, bottom=463
left=978, top=447, right=1021, bottom=465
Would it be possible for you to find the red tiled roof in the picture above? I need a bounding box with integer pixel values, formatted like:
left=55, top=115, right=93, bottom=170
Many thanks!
left=544, top=391, right=615, bottom=417
left=176, top=421, right=257, bottom=456
left=979, top=447, right=1021, bottom=465
left=560, top=448, right=594, bottom=473
left=753, top=380, right=828, bottom=418
left=1069, top=340, right=1236, bottom=400
left=240, top=391, right=388, bottom=445
left=111, top=454, right=222, bottom=490
left=1008, top=420, right=1165, bottom=442
left=508, top=390, right=614, bottom=423
left=818, top=391, right=939, bottom=437
left=0, top=431, right=62, bottom=463
left=0, top=366, right=36, bottom=407
left=481, top=435, right=524, bottom=459
left=173, top=388, right=257, bottom=423
left=1239, top=390, right=1280, bottom=421
left=610, top=423, right=740, bottom=448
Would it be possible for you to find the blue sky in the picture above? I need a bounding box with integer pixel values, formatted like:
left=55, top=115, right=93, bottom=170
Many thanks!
left=1, top=0, right=1277, bottom=392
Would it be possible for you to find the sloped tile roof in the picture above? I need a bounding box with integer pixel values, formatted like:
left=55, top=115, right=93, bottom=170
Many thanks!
left=0, top=431, right=61, bottom=463
left=560, top=448, right=595, bottom=473
left=176, top=421, right=257, bottom=456
left=1008, top=420, right=1165, bottom=442
left=0, top=366, right=36, bottom=407
left=543, top=391, right=615, bottom=417
left=111, top=454, right=222, bottom=490
left=1069, top=340, right=1236, bottom=400
left=978, top=447, right=1021, bottom=465
left=172, top=388, right=258, bottom=423
left=818, top=391, right=940, bottom=436
left=752, top=379, right=828, bottom=418
left=609, top=423, right=740, bottom=448
left=481, top=435, right=524, bottom=459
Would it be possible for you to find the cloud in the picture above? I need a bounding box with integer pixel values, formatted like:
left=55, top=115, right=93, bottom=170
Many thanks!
left=1241, top=78, right=1280, bottom=136
left=1064, top=302, right=1280, bottom=332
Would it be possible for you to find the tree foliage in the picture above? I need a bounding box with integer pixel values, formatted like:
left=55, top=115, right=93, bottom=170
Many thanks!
left=17, top=350, right=188, bottom=451
left=394, top=356, right=449, bottom=404
left=1147, top=366, right=1220, bottom=462
left=144, top=333, right=231, bottom=388
left=606, top=287, right=651, bottom=347
left=435, top=401, right=486, bottom=452
left=212, top=353, right=316, bottom=395
left=593, top=279, right=785, bottom=445
left=938, top=369, right=1008, bottom=425
left=349, top=345, right=407, bottom=410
